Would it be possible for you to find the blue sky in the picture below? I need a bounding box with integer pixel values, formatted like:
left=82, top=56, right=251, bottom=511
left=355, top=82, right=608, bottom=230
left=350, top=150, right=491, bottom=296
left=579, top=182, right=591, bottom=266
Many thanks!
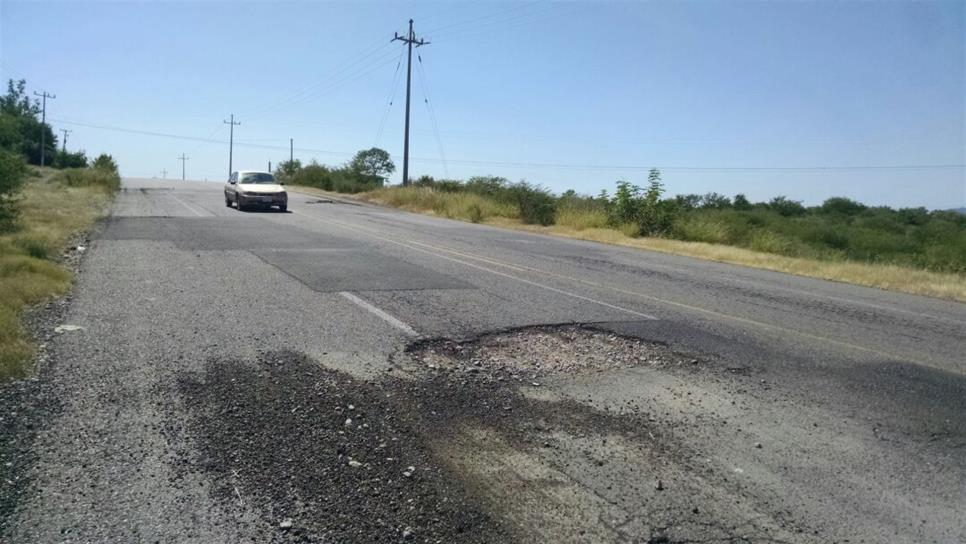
left=1, top=0, right=963, bottom=208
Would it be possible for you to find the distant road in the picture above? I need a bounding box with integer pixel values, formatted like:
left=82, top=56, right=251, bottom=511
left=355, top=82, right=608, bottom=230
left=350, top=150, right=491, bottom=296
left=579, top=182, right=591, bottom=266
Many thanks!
left=4, top=178, right=964, bottom=543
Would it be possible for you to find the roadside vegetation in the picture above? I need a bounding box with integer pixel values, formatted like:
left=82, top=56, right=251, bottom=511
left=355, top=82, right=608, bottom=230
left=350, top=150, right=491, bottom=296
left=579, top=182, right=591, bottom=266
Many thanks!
left=0, top=79, right=120, bottom=380
left=274, top=147, right=394, bottom=194
left=284, top=151, right=966, bottom=300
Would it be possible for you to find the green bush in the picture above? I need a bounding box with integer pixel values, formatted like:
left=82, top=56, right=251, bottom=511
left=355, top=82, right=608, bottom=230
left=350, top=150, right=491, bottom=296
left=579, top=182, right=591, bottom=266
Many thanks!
left=91, top=153, right=118, bottom=174
left=0, top=149, right=26, bottom=231
left=53, top=150, right=88, bottom=169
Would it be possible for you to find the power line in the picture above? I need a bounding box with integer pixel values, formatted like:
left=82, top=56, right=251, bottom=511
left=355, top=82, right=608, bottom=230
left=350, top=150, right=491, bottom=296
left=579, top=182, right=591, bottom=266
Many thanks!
left=46, top=117, right=966, bottom=173
left=237, top=33, right=399, bottom=120
left=427, top=2, right=563, bottom=42
left=422, top=2, right=542, bottom=37
left=374, top=47, right=406, bottom=147
left=415, top=52, right=448, bottom=177
left=242, top=50, right=402, bottom=123
left=393, top=19, right=430, bottom=186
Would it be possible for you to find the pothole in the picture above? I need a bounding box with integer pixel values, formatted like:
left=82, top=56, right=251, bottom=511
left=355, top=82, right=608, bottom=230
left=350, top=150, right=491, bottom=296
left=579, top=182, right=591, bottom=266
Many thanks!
left=406, top=325, right=699, bottom=379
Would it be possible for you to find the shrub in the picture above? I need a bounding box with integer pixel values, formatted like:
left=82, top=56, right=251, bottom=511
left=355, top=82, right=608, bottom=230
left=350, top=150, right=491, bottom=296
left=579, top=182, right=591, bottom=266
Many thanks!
left=53, top=150, right=88, bottom=169
left=91, top=153, right=119, bottom=174
left=51, top=166, right=121, bottom=192
left=0, top=149, right=26, bottom=231
left=508, top=182, right=556, bottom=225
left=700, top=192, right=731, bottom=209
left=672, top=215, right=730, bottom=244
left=768, top=196, right=806, bottom=217
left=820, top=197, right=866, bottom=216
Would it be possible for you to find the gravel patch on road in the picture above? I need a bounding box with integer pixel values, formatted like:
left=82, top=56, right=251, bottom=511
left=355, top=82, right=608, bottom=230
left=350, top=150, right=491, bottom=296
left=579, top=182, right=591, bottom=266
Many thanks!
left=409, top=325, right=695, bottom=377
left=176, top=350, right=513, bottom=543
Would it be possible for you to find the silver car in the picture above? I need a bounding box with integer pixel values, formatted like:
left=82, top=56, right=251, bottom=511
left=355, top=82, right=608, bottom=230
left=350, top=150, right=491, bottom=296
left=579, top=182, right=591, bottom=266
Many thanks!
left=225, top=170, right=288, bottom=212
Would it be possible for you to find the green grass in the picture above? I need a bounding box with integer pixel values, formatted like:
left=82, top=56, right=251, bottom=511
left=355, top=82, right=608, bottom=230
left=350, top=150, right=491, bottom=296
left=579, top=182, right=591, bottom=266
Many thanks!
left=0, top=168, right=115, bottom=380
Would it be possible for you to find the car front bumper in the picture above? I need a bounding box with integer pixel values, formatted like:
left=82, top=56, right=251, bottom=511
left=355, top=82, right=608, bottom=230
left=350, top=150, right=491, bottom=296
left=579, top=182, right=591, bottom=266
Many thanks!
left=238, top=193, right=287, bottom=206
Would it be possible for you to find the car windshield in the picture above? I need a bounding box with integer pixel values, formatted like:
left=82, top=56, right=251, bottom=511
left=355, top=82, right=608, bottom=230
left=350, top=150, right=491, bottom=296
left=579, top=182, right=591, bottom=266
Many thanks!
left=239, top=173, right=276, bottom=183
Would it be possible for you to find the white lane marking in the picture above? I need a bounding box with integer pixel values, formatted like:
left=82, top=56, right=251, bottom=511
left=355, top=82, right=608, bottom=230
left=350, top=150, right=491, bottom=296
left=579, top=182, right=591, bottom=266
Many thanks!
left=339, top=291, right=420, bottom=337
left=166, top=192, right=208, bottom=217
left=293, top=210, right=658, bottom=321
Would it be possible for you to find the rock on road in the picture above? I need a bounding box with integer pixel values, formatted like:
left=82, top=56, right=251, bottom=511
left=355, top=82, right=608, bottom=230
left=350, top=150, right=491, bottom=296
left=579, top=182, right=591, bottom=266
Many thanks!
left=1, top=178, right=964, bottom=543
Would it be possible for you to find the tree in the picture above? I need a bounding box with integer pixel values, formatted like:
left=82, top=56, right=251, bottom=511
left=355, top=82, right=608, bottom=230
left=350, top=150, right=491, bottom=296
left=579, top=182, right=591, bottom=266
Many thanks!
left=349, top=148, right=395, bottom=180
left=53, top=150, right=88, bottom=168
left=820, top=197, right=866, bottom=216
left=274, top=159, right=302, bottom=181
left=733, top=193, right=752, bottom=210
left=700, top=192, right=731, bottom=209
left=675, top=194, right=702, bottom=210
left=92, top=153, right=118, bottom=173
left=768, top=196, right=806, bottom=217
left=0, top=79, right=56, bottom=165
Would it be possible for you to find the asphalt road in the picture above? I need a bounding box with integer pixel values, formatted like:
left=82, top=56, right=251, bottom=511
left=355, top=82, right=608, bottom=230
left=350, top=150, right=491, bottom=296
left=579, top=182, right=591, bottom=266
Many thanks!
left=3, top=178, right=964, bottom=543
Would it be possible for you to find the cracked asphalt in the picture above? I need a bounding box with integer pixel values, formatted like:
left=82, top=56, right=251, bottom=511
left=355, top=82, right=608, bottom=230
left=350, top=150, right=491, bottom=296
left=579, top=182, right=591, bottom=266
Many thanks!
left=1, top=178, right=964, bottom=543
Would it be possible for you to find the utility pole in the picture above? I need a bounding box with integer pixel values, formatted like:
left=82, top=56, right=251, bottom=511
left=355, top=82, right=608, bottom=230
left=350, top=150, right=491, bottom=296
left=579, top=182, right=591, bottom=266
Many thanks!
left=33, top=91, right=55, bottom=167
left=161, top=168, right=168, bottom=179
left=268, top=160, right=272, bottom=173
left=290, top=138, right=293, bottom=164
left=393, top=19, right=429, bottom=186
left=60, top=129, right=72, bottom=152
left=178, top=154, right=189, bottom=181
left=223, top=114, right=240, bottom=176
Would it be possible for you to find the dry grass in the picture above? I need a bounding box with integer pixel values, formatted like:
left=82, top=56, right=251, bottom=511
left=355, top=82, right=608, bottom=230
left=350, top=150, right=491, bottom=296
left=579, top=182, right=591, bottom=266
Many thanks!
left=288, top=185, right=966, bottom=302
left=0, top=169, right=114, bottom=380
left=486, top=218, right=966, bottom=302
left=358, top=186, right=517, bottom=223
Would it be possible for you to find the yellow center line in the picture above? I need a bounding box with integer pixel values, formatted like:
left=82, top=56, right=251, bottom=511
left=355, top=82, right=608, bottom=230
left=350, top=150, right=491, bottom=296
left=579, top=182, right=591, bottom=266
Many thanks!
left=292, top=209, right=948, bottom=372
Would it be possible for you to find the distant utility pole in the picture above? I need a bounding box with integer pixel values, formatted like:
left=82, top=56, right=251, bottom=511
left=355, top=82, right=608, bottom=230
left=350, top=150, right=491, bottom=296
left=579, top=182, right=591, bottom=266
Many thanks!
left=33, top=90, right=55, bottom=167
left=268, top=160, right=272, bottom=173
left=178, top=153, right=189, bottom=181
left=393, top=19, right=429, bottom=186
left=289, top=138, right=293, bottom=164
left=161, top=168, right=168, bottom=179
left=60, top=129, right=72, bottom=152
left=223, top=114, right=240, bottom=176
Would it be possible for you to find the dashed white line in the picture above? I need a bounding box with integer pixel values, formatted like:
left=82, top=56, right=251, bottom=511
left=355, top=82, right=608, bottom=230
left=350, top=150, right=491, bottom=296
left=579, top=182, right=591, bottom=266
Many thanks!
left=339, top=291, right=420, bottom=337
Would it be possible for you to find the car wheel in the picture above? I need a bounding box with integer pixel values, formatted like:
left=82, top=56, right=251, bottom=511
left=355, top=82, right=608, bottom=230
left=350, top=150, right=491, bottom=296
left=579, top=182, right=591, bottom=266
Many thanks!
left=237, top=198, right=246, bottom=211
left=225, top=196, right=232, bottom=207
left=278, top=204, right=287, bottom=213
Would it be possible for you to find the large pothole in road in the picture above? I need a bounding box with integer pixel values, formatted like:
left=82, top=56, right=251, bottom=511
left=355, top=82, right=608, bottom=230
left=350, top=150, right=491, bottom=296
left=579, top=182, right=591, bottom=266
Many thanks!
left=406, top=325, right=696, bottom=379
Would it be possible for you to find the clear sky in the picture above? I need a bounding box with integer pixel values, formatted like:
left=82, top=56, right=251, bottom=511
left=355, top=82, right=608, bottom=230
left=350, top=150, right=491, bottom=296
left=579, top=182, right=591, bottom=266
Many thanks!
left=1, top=0, right=963, bottom=209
